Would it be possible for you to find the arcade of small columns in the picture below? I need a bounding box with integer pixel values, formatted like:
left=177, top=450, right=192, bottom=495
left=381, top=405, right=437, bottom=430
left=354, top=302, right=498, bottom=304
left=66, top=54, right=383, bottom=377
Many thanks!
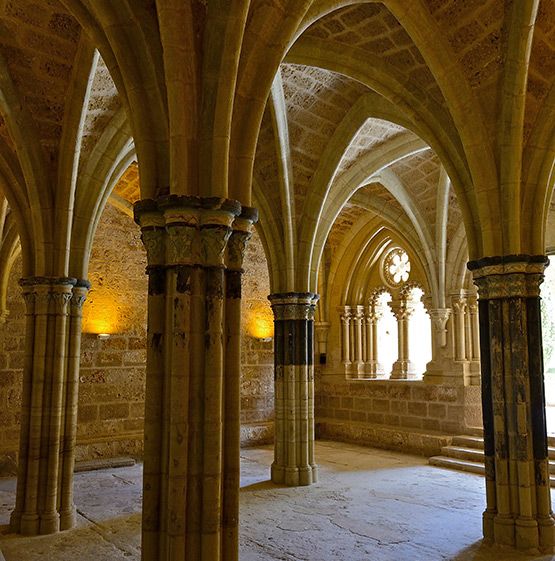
left=338, top=289, right=480, bottom=383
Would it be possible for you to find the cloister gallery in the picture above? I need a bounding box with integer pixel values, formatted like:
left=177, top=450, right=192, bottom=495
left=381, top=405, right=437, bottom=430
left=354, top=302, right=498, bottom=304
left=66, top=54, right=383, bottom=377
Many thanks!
left=0, top=1, right=555, bottom=560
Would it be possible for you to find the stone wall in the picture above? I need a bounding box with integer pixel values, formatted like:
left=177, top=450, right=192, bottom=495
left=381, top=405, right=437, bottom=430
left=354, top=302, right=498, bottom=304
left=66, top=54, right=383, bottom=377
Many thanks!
left=316, top=380, right=482, bottom=456
left=76, top=203, right=148, bottom=461
left=0, top=257, right=24, bottom=474
left=0, top=205, right=275, bottom=474
left=240, top=226, right=274, bottom=445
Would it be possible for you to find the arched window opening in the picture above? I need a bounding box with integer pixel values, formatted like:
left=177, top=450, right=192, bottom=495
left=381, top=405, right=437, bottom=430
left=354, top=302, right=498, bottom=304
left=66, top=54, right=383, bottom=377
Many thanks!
left=541, top=255, right=555, bottom=434
left=406, top=287, right=432, bottom=377
left=376, top=291, right=397, bottom=375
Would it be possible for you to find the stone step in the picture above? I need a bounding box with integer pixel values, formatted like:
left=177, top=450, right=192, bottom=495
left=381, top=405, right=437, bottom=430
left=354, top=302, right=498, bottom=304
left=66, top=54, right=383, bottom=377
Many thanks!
left=431, top=435, right=555, bottom=481
left=429, top=456, right=485, bottom=476
left=440, top=445, right=484, bottom=463
left=450, top=435, right=555, bottom=459
left=74, top=456, right=136, bottom=473
left=450, top=435, right=486, bottom=450
left=430, top=455, right=555, bottom=485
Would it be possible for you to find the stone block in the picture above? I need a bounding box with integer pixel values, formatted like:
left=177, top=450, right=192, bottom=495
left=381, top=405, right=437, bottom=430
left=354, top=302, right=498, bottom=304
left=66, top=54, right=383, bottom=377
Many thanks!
left=78, top=404, right=98, bottom=423
left=367, top=412, right=385, bottom=424
left=428, top=403, right=447, bottom=419
left=390, top=400, right=407, bottom=414
left=408, top=402, right=427, bottom=416
left=422, top=418, right=441, bottom=431
left=341, top=396, right=353, bottom=408
left=372, top=398, right=390, bottom=412
left=350, top=410, right=367, bottom=422
left=400, top=416, right=423, bottom=429
left=99, top=402, right=130, bottom=420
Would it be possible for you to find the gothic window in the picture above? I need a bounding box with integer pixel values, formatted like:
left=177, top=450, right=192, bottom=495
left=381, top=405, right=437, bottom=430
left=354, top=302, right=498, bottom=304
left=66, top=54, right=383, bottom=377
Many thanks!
left=382, top=248, right=410, bottom=288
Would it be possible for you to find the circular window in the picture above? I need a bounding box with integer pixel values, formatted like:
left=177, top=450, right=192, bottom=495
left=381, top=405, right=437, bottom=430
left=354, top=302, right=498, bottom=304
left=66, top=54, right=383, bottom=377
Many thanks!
left=382, top=248, right=411, bottom=288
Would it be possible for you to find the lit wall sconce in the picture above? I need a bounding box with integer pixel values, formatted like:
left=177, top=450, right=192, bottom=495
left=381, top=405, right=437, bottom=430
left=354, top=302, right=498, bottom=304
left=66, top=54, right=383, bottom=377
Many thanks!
left=257, top=336, right=273, bottom=343
left=97, top=333, right=110, bottom=340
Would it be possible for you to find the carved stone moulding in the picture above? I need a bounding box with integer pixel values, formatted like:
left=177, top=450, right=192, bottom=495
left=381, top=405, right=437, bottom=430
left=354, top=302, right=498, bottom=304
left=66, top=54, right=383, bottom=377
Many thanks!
left=468, top=254, right=548, bottom=299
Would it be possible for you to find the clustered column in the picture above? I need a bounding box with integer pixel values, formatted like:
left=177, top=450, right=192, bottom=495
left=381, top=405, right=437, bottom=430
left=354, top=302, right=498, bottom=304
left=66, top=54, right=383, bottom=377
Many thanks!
left=270, top=292, right=319, bottom=486
left=10, top=277, right=89, bottom=535
left=389, top=299, right=416, bottom=380
left=339, top=304, right=381, bottom=378
left=135, top=195, right=256, bottom=561
left=469, top=255, right=555, bottom=552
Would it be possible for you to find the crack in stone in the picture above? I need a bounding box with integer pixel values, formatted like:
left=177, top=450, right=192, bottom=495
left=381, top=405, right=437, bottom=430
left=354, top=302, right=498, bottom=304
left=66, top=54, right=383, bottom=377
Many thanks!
left=327, top=518, right=410, bottom=546
left=243, top=536, right=301, bottom=560
left=76, top=509, right=138, bottom=557
left=111, top=474, right=135, bottom=486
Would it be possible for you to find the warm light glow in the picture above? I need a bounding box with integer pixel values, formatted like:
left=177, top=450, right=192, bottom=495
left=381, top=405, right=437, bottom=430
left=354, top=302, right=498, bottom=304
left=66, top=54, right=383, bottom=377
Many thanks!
left=82, top=293, right=122, bottom=335
left=247, top=304, right=274, bottom=340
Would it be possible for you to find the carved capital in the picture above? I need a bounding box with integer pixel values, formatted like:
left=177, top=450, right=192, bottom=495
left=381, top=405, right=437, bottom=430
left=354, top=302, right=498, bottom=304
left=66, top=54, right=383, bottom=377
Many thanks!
left=468, top=254, right=547, bottom=299
left=389, top=300, right=412, bottom=321
left=141, top=228, right=166, bottom=267
left=269, top=292, right=319, bottom=321
left=166, top=224, right=197, bottom=265
left=227, top=230, right=251, bottom=270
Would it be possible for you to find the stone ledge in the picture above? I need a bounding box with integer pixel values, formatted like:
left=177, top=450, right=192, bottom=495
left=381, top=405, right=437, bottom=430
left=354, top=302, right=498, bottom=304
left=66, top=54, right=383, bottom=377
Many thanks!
left=316, top=418, right=454, bottom=457
left=241, top=422, right=274, bottom=447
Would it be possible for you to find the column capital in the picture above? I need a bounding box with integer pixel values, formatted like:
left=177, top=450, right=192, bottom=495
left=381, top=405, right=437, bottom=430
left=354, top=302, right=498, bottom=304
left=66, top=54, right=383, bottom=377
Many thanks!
left=388, top=299, right=413, bottom=320
left=269, top=292, right=319, bottom=321
left=226, top=207, right=258, bottom=271
left=468, top=254, right=547, bottom=299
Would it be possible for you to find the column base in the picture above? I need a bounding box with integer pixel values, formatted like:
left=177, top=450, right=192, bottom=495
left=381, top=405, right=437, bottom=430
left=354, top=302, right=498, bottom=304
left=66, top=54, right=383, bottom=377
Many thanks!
left=39, top=512, right=60, bottom=535
left=390, top=360, right=418, bottom=380
left=485, top=514, right=555, bottom=553
left=19, top=513, right=40, bottom=536
left=60, top=507, right=76, bottom=531
left=270, top=462, right=318, bottom=486
left=423, top=358, right=471, bottom=385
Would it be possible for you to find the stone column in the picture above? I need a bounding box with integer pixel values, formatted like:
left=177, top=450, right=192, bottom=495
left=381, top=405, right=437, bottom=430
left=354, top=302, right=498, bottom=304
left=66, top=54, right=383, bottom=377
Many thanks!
left=339, top=307, right=352, bottom=374
left=135, top=196, right=254, bottom=561
left=10, top=277, right=88, bottom=536
left=59, top=282, right=89, bottom=530
left=390, top=299, right=416, bottom=379
left=364, top=305, right=380, bottom=377
left=468, top=255, right=555, bottom=552
left=222, top=209, right=256, bottom=559
left=468, top=297, right=480, bottom=361
left=353, top=305, right=365, bottom=377
left=270, top=292, right=319, bottom=487
left=314, top=321, right=330, bottom=365
left=451, top=295, right=468, bottom=362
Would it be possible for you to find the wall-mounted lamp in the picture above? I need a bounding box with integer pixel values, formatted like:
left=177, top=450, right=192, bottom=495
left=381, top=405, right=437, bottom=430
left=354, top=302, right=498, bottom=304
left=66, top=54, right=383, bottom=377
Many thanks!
left=97, top=333, right=111, bottom=340
left=257, top=336, right=273, bottom=343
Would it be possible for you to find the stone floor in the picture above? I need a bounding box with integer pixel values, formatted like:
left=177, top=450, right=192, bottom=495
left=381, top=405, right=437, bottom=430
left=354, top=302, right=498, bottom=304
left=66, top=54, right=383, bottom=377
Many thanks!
left=1, top=440, right=555, bottom=560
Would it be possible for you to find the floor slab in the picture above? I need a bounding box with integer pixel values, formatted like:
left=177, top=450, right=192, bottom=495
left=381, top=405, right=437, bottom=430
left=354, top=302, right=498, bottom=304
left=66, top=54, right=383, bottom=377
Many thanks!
left=0, top=441, right=554, bottom=560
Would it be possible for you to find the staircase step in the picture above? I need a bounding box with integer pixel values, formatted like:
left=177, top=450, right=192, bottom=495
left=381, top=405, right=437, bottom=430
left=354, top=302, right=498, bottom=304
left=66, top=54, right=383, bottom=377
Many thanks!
left=429, top=456, right=485, bottom=475
left=440, top=445, right=484, bottom=463
left=431, top=435, right=555, bottom=482
left=451, top=435, right=485, bottom=449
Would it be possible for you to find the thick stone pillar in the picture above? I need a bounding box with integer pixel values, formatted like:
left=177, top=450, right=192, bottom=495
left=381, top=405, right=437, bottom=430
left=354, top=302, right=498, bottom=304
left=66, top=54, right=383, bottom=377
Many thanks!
left=468, top=255, right=555, bottom=552
left=135, top=196, right=255, bottom=561
left=10, top=277, right=89, bottom=536
left=390, top=299, right=416, bottom=379
left=270, top=292, right=319, bottom=486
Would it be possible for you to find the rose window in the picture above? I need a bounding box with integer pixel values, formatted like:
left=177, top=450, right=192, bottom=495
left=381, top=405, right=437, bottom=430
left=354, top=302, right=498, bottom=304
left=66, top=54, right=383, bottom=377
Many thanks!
left=383, top=249, right=410, bottom=287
